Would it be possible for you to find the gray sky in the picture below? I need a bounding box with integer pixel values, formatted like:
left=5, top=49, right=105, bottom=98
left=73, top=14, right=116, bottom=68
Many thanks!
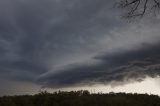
left=1, top=0, right=160, bottom=96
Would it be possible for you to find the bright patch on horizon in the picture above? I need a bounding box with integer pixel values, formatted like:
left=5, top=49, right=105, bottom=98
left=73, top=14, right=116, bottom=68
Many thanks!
left=44, top=76, right=160, bottom=96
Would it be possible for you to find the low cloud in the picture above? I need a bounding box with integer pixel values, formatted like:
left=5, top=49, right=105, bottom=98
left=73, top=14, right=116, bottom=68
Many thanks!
left=0, top=0, right=160, bottom=92
left=37, top=43, right=160, bottom=88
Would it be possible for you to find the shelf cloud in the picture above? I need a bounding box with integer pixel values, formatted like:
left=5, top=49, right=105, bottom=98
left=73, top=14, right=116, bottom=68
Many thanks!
left=0, top=0, right=160, bottom=94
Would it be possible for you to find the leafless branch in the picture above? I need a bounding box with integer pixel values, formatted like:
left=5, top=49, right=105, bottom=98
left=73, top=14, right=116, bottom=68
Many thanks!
left=116, top=0, right=160, bottom=18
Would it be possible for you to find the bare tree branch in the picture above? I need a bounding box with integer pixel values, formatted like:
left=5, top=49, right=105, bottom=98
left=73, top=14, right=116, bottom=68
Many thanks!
left=116, top=0, right=160, bottom=18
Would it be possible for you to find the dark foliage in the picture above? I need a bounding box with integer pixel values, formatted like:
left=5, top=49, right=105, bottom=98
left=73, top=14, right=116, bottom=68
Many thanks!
left=0, top=90, right=160, bottom=106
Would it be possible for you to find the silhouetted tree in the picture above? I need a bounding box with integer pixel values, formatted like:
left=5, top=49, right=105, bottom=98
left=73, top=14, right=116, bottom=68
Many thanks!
left=0, top=90, right=160, bottom=106
left=116, top=0, right=160, bottom=18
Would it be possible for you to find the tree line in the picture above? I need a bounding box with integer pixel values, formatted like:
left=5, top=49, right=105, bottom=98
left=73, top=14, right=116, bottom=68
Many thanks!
left=0, top=90, right=160, bottom=106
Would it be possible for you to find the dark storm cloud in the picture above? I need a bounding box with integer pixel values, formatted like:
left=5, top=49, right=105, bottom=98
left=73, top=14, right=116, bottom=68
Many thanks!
left=37, top=43, right=160, bottom=88
left=0, top=0, right=118, bottom=83
left=1, top=0, right=160, bottom=91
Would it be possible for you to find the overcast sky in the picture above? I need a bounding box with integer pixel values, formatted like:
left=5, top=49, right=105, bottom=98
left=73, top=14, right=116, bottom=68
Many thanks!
left=1, top=0, right=160, bottom=96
